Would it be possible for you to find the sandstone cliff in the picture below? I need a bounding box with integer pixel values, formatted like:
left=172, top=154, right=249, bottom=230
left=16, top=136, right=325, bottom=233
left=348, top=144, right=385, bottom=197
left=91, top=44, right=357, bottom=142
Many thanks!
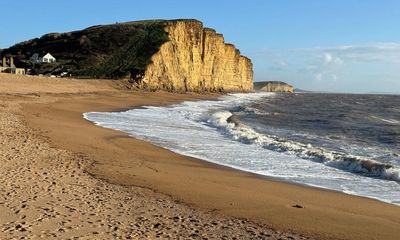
left=254, top=81, right=294, bottom=93
left=136, top=20, right=253, bottom=92
left=3, top=19, right=253, bottom=93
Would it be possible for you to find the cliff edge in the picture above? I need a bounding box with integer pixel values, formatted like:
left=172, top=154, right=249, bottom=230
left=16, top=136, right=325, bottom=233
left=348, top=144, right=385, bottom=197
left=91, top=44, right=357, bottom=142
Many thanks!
left=2, top=19, right=253, bottom=92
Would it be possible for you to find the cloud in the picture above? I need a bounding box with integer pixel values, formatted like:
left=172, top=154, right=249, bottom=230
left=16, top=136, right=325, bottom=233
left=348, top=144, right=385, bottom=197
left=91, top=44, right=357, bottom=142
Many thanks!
left=254, top=42, right=400, bottom=92
left=315, top=73, right=322, bottom=81
left=307, top=42, right=400, bottom=63
left=258, top=42, right=400, bottom=69
left=303, top=52, right=344, bottom=82
left=323, top=53, right=343, bottom=65
left=324, top=53, right=333, bottom=63
left=266, top=59, right=289, bottom=71
left=313, top=73, right=338, bottom=82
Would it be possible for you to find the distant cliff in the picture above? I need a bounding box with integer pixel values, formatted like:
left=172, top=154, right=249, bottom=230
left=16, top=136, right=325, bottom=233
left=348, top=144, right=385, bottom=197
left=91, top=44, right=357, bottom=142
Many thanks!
left=3, top=19, right=253, bottom=92
left=254, top=81, right=294, bottom=93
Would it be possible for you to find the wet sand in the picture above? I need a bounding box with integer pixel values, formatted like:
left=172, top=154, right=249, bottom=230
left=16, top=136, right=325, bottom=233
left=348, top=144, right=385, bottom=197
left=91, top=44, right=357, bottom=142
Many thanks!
left=1, top=73, right=399, bottom=239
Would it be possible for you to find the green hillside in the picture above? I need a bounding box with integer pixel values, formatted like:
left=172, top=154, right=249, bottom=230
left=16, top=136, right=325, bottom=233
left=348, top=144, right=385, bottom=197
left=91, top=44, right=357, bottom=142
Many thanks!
left=1, top=20, right=173, bottom=80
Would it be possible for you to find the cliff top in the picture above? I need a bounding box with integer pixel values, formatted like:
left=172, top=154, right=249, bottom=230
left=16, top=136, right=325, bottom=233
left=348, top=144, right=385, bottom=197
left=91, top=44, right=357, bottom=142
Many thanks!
left=85, top=19, right=202, bottom=30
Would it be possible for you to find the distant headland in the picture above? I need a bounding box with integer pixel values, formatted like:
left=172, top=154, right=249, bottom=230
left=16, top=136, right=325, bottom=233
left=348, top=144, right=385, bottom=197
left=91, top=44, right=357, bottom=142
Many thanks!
left=254, top=81, right=294, bottom=93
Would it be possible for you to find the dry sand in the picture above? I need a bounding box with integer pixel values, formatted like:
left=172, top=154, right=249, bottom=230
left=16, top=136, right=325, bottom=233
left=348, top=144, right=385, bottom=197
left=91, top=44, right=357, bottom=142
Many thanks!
left=1, top=73, right=399, bottom=239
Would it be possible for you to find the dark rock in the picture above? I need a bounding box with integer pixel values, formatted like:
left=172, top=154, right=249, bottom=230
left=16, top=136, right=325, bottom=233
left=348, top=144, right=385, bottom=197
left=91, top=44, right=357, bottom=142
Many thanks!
left=153, top=223, right=161, bottom=228
left=292, top=204, right=304, bottom=209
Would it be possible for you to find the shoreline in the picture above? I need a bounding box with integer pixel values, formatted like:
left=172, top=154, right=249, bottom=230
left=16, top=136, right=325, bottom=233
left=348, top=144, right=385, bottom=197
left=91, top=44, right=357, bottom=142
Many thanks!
left=1, top=74, right=399, bottom=239
left=22, top=92, right=400, bottom=240
left=83, top=93, right=399, bottom=207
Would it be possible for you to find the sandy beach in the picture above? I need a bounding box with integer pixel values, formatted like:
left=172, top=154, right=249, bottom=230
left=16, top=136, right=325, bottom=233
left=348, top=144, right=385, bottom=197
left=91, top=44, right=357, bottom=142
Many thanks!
left=1, top=73, right=399, bottom=239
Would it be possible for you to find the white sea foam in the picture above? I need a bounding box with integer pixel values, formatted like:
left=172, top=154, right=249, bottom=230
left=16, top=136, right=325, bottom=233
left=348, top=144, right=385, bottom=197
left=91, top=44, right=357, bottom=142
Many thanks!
left=84, top=93, right=400, bottom=205
left=207, top=110, right=400, bottom=183
left=371, top=115, right=400, bottom=124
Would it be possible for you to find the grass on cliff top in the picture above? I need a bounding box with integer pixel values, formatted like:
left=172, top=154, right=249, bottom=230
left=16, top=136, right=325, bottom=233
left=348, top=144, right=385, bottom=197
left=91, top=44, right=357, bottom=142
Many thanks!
left=83, top=23, right=169, bottom=79
left=3, top=21, right=171, bottom=79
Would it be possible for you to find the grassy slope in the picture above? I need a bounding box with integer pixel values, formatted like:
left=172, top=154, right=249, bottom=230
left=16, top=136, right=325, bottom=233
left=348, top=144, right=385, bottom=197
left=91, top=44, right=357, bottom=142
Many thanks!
left=2, top=20, right=172, bottom=79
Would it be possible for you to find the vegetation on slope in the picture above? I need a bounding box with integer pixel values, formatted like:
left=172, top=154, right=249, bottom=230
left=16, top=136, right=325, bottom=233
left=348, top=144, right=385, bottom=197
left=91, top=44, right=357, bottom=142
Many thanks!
left=2, top=20, right=170, bottom=79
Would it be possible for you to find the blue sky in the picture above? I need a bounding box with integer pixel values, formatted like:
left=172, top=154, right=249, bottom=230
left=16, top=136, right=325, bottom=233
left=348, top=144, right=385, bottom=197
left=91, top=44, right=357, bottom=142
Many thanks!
left=1, top=0, right=400, bottom=93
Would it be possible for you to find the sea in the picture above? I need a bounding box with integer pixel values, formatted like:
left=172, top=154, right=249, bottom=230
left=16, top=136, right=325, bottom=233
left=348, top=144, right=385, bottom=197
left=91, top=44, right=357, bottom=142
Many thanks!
left=84, top=92, right=400, bottom=205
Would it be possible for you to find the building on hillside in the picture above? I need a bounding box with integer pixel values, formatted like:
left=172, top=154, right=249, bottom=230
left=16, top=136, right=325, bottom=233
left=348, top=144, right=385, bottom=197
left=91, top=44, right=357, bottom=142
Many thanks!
left=30, top=52, right=56, bottom=64
left=10, top=68, right=26, bottom=75
left=0, top=56, right=26, bottom=75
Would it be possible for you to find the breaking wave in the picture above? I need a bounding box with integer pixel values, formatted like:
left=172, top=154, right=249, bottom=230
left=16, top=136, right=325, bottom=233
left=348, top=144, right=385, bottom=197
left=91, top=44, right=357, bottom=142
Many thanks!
left=207, top=111, right=400, bottom=183
left=371, top=115, right=400, bottom=125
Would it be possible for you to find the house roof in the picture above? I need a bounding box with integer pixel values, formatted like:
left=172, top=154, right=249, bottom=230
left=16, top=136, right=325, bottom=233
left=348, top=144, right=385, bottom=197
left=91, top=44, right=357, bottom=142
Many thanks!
left=32, top=52, right=55, bottom=58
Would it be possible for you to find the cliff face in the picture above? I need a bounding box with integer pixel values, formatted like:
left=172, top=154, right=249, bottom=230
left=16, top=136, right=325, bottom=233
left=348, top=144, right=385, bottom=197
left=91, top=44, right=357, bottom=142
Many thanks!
left=254, top=81, right=294, bottom=93
left=136, top=20, right=253, bottom=92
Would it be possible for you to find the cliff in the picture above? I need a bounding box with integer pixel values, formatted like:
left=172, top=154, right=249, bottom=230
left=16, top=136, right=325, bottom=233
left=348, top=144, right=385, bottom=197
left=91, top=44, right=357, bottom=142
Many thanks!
left=136, top=20, right=253, bottom=92
left=2, top=19, right=253, bottom=92
left=254, top=81, right=294, bottom=93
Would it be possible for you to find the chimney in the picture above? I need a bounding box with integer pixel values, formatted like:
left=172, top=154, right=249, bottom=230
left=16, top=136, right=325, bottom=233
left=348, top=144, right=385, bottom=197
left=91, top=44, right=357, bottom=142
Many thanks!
left=10, top=56, right=15, bottom=68
left=2, top=56, right=6, bottom=67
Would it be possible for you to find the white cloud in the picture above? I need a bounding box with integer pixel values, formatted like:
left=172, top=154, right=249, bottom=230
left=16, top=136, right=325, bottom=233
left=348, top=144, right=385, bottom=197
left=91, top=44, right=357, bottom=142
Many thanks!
left=313, top=73, right=338, bottom=82
left=308, top=43, right=400, bottom=63
left=323, top=52, right=343, bottom=65
left=324, top=53, right=333, bottom=63
left=334, top=57, right=343, bottom=65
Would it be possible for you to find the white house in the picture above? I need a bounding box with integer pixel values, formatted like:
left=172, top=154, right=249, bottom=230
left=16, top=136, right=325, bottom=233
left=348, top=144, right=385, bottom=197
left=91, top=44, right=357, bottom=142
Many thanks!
left=30, top=53, right=56, bottom=64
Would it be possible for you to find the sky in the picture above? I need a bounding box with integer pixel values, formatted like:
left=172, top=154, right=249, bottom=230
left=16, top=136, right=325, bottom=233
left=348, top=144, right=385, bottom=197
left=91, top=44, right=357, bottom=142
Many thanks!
left=1, top=0, right=400, bottom=93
